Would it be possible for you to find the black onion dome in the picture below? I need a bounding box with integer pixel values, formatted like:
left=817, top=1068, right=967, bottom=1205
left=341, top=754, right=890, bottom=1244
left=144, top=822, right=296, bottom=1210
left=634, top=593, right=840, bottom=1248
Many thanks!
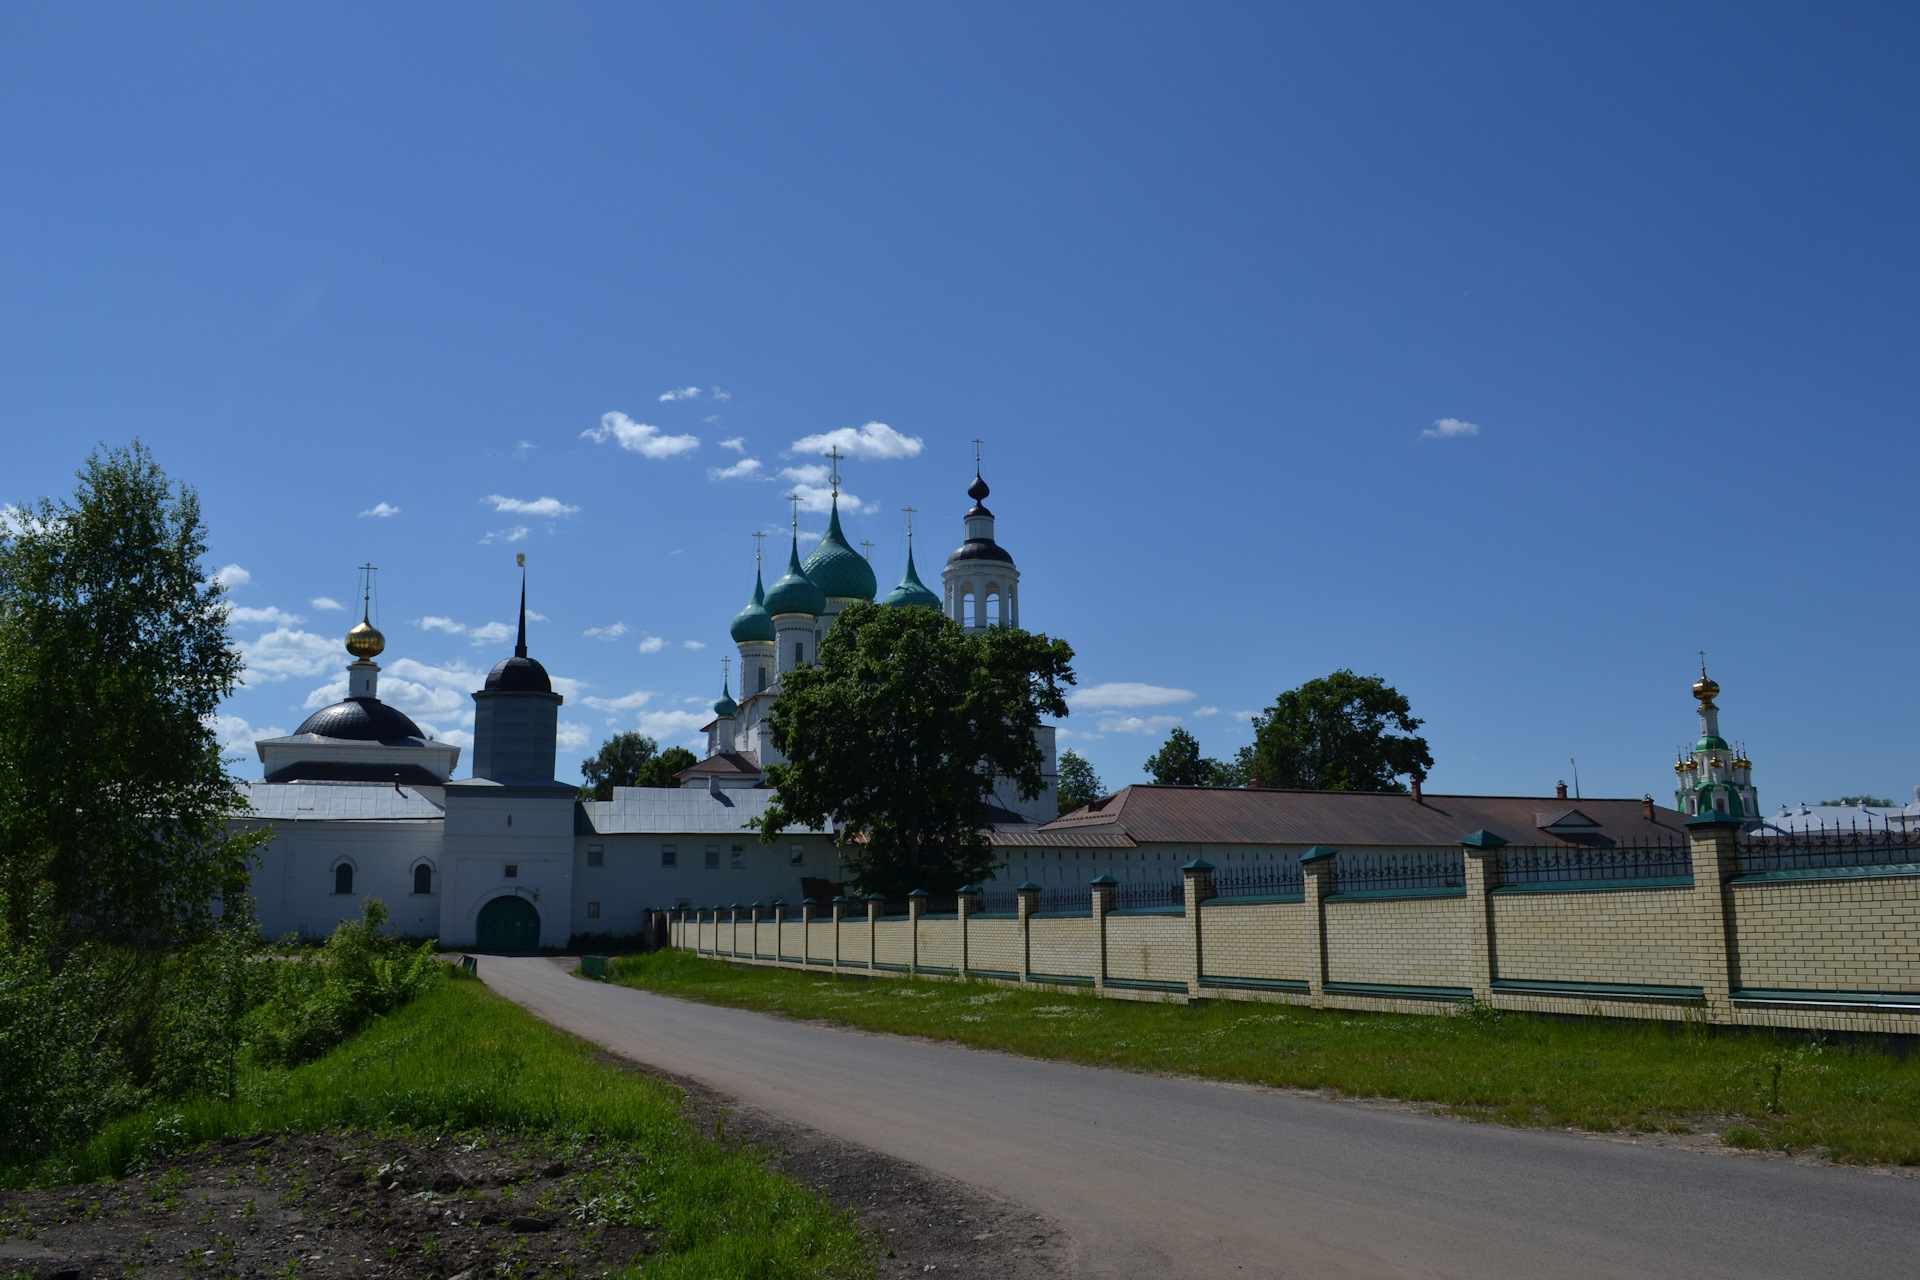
left=294, top=697, right=428, bottom=744
left=967, top=473, right=989, bottom=502
left=485, top=654, right=552, bottom=693
left=947, top=539, right=1014, bottom=565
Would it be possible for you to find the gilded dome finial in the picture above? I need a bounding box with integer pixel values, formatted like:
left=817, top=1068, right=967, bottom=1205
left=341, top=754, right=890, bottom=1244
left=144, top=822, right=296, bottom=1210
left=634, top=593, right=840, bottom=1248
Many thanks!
left=345, top=562, right=385, bottom=660
left=1692, top=650, right=1719, bottom=707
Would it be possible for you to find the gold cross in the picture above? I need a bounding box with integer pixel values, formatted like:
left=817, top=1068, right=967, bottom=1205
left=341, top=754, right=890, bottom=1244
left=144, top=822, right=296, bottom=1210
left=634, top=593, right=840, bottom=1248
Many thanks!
left=751, top=530, right=766, bottom=567
left=971, top=438, right=983, bottom=470
left=1698, top=649, right=1707, bottom=677
left=902, top=505, right=917, bottom=540
left=722, top=655, right=731, bottom=687
left=825, top=446, right=844, bottom=497
left=860, top=539, right=874, bottom=560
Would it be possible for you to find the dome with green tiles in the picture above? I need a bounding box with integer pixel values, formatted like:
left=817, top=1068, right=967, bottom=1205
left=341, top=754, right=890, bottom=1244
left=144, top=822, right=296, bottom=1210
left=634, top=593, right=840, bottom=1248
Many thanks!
left=882, top=546, right=942, bottom=610
left=800, top=498, right=876, bottom=602
left=729, top=569, right=775, bottom=643
left=713, top=680, right=738, bottom=719
left=764, top=535, right=826, bottom=617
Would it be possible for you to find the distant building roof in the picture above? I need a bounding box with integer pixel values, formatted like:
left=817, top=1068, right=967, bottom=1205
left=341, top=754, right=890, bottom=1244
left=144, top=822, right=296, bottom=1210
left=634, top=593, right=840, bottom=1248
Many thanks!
left=1032, top=785, right=1685, bottom=848
left=675, top=752, right=765, bottom=782
left=579, top=785, right=830, bottom=835
left=1754, top=792, right=1920, bottom=835
left=241, top=782, right=446, bottom=822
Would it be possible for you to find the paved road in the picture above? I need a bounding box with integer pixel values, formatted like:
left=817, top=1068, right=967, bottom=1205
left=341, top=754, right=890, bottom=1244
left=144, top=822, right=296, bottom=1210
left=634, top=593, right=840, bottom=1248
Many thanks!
left=481, top=957, right=1918, bottom=1278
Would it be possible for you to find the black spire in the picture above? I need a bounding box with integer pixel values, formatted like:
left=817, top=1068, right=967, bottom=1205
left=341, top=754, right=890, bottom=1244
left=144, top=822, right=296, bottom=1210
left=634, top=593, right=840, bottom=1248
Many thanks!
left=515, top=571, right=528, bottom=658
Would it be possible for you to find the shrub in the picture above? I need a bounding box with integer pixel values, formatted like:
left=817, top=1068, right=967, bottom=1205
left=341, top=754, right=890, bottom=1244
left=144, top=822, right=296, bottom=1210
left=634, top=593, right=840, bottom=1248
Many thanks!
left=245, top=899, right=442, bottom=1067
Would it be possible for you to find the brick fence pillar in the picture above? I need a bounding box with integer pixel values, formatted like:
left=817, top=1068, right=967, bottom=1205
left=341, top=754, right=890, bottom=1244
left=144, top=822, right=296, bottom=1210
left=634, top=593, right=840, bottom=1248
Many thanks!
left=1686, top=811, right=1744, bottom=1019
left=1091, top=875, right=1118, bottom=993
left=1301, top=847, right=1337, bottom=1006
left=866, top=893, right=884, bottom=971
left=830, top=896, right=847, bottom=973
left=750, top=902, right=766, bottom=962
left=1458, top=830, right=1506, bottom=1004
left=1016, top=882, right=1041, bottom=983
left=907, top=889, right=928, bottom=975
left=1181, top=859, right=1215, bottom=999
left=956, top=885, right=980, bottom=978
left=728, top=903, right=743, bottom=957
left=799, top=898, right=816, bottom=966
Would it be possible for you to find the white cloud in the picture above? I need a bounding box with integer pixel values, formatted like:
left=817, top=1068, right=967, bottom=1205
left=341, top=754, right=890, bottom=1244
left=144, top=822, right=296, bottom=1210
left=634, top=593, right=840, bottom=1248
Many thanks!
left=237, top=627, right=339, bottom=683
left=556, top=721, right=591, bottom=751
left=709, top=388, right=731, bottom=401
left=1231, top=709, right=1258, bottom=722
left=212, top=714, right=286, bottom=751
left=658, top=386, right=701, bottom=402
left=230, top=605, right=303, bottom=626
left=789, top=421, right=923, bottom=460
left=683, top=640, right=706, bottom=650
left=708, top=457, right=763, bottom=481
left=418, top=617, right=466, bottom=635
left=1421, top=417, right=1481, bottom=440
left=796, top=529, right=823, bottom=547
left=719, top=437, right=746, bottom=453
left=637, top=634, right=666, bottom=654
left=438, top=729, right=474, bottom=749
left=549, top=675, right=587, bottom=701
left=467, top=621, right=514, bottom=646
left=583, top=689, right=656, bottom=713
left=479, top=527, right=530, bottom=545
left=788, top=483, right=872, bottom=514
left=1055, top=727, right=1105, bottom=741
left=1098, top=715, right=1185, bottom=735
left=1069, top=682, right=1196, bottom=710
left=584, top=622, right=630, bottom=641
left=359, top=502, right=401, bottom=518
left=311, top=597, right=344, bottom=612
left=415, top=616, right=516, bottom=647
left=484, top=494, right=580, bottom=518
left=214, top=564, right=251, bottom=590
left=781, top=463, right=829, bottom=485
left=0, top=505, right=49, bottom=536
left=638, top=709, right=709, bottom=746
left=584, top=411, right=701, bottom=459
left=1193, top=706, right=1221, bottom=717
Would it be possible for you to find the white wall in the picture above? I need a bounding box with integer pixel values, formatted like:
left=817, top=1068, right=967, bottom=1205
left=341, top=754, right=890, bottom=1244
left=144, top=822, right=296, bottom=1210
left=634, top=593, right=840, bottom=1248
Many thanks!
left=439, top=791, right=576, bottom=948
left=242, top=818, right=445, bottom=941
left=571, top=831, right=844, bottom=938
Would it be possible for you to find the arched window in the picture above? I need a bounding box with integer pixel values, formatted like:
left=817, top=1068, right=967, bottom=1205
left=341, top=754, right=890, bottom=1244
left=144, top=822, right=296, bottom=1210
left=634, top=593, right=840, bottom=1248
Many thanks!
left=757, top=666, right=768, bottom=692
left=962, top=594, right=976, bottom=628
left=333, top=864, right=354, bottom=895
left=986, top=592, right=1001, bottom=626
left=413, top=864, right=433, bottom=895
left=794, top=641, right=805, bottom=666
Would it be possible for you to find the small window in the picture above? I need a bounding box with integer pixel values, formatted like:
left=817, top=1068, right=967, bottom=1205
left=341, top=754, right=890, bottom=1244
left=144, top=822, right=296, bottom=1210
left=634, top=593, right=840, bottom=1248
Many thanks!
left=504, top=864, right=518, bottom=879
left=790, top=843, right=804, bottom=866
left=705, top=845, right=721, bottom=869
left=587, top=844, right=604, bottom=868
left=730, top=844, right=745, bottom=869
left=794, top=641, right=804, bottom=666
left=334, top=864, right=354, bottom=895
left=661, top=843, right=678, bottom=868
left=412, top=864, right=432, bottom=895
left=757, top=668, right=768, bottom=692
left=587, top=902, right=601, bottom=920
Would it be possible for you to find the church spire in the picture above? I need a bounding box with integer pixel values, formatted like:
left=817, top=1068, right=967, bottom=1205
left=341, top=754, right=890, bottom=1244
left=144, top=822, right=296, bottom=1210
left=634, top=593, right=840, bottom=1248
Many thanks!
left=514, top=553, right=529, bottom=658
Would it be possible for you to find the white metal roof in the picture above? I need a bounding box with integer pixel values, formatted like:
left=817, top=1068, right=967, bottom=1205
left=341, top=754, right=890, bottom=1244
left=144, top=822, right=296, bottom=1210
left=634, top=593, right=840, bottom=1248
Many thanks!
left=242, top=782, right=446, bottom=821
left=580, top=785, right=829, bottom=835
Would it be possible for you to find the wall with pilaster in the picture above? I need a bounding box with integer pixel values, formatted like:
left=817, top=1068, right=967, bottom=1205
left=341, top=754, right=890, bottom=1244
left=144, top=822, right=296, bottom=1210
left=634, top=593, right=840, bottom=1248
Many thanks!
left=1104, top=915, right=1189, bottom=984
left=967, top=918, right=1022, bottom=973
left=1323, top=895, right=1471, bottom=988
left=1490, top=887, right=1706, bottom=986
left=918, top=918, right=962, bottom=970
left=874, top=919, right=911, bottom=967
left=1731, top=874, right=1920, bottom=992
left=1199, top=903, right=1313, bottom=983
left=1028, top=917, right=1097, bottom=979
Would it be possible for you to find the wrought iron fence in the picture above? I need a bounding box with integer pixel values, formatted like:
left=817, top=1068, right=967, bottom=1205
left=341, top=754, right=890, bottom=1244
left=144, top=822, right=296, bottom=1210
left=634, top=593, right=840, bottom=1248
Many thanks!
left=1209, top=864, right=1304, bottom=898
left=879, top=899, right=912, bottom=917
left=1111, top=879, right=1184, bottom=910
left=1736, top=824, right=1920, bottom=876
left=920, top=895, right=960, bottom=915
left=1035, top=886, right=1089, bottom=914
left=1496, top=838, right=1690, bottom=888
left=975, top=889, right=1020, bottom=915
left=1333, top=849, right=1464, bottom=893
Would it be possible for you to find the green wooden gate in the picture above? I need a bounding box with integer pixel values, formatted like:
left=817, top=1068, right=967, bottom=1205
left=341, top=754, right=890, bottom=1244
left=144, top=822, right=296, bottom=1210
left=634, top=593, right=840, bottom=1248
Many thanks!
left=475, top=894, right=542, bottom=950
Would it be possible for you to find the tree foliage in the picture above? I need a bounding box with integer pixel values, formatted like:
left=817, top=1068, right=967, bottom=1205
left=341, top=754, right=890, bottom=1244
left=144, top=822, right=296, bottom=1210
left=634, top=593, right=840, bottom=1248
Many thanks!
left=1822, top=795, right=1896, bottom=809
left=1234, top=669, right=1432, bottom=793
left=758, top=602, right=1074, bottom=897
left=578, top=732, right=700, bottom=800
left=1056, top=749, right=1105, bottom=814
left=0, top=442, right=262, bottom=948
left=1143, top=727, right=1238, bottom=788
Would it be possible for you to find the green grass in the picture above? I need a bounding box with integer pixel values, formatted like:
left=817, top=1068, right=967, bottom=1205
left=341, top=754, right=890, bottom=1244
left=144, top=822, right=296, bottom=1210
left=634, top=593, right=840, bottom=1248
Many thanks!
left=24, top=972, right=872, bottom=1280
left=612, top=951, right=1920, bottom=1165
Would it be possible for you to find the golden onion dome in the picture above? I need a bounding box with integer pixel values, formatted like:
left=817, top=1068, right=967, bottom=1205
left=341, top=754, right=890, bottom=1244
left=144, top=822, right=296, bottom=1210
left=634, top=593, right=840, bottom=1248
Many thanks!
left=346, top=614, right=386, bottom=660
left=1693, top=673, right=1720, bottom=705
left=1673, top=758, right=1689, bottom=776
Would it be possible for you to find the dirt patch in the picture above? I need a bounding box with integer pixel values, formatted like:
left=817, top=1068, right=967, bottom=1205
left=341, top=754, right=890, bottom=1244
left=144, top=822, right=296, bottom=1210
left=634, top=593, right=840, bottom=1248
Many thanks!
left=0, top=1132, right=651, bottom=1280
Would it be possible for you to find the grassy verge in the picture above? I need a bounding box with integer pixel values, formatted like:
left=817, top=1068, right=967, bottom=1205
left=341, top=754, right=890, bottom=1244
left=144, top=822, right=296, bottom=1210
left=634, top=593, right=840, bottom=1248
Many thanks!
left=611, top=950, right=1920, bottom=1165
left=25, top=971, right=871, bottom=1280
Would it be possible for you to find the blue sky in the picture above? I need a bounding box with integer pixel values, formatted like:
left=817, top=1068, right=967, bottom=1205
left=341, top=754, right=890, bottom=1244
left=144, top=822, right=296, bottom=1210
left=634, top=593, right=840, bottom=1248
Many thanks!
left=4, top=4, right=1917, bottom=807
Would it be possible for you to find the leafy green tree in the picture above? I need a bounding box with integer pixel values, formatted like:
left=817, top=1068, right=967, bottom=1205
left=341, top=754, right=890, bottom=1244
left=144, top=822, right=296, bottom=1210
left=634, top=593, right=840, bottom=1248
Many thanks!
left=579, top=733, right=702, bottom=799
left=0, top=442, right=262, bottom=949
left=1822, top=795, right=1895, bottom=808
left=1234, top=669, right=1433, bottom=793
left=1057, top=749, right=1105, bottom=814
left=758, top=601, right=1075, bottom=897
left=1143, top=726, right=1237, bottom=787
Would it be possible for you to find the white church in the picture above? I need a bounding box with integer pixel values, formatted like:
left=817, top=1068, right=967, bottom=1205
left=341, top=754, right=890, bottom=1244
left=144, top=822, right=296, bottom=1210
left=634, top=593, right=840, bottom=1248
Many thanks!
left=238, top=463, right=1055, bottom=949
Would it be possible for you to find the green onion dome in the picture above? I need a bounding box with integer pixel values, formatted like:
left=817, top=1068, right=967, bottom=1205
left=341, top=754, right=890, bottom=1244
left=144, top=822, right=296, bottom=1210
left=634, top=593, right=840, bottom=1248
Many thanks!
left=729, top=569, right=776, bottom=643
left=763, top=534, right=826, bottom=617
left=881, top=546, right=942, bottom=610
left=800, top=498, right=877, bottom=602
left=713, top=680, right=738, bottom=719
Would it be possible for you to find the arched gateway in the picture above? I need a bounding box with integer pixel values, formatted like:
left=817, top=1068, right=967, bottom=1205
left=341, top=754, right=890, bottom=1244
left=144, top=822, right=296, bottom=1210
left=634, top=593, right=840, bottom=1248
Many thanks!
left=475, top=895, right=541, bottom=950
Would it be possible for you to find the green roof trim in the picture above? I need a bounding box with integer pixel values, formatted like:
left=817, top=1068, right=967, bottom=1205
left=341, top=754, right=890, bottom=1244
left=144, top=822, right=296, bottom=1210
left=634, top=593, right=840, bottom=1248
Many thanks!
left=1685, top=809, right=1744, bottom=830
left=801, top=497, right=878, bottom=602
left=1181, top=858, right=1215, bottom=872
left=1299, top=845, right=1338, bottom=863
left=1458, top=829, right=1508, bottom=848
left=882, top=546, right=943, bottom=610
left=1090, top=874, right=1119, bottom=886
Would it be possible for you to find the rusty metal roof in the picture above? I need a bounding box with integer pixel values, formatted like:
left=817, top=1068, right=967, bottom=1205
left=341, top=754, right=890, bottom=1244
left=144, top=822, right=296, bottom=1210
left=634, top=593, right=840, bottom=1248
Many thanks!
left=988, top=827, right=1139, bottom=849
left=1043, top=786, right=1685, bottom=848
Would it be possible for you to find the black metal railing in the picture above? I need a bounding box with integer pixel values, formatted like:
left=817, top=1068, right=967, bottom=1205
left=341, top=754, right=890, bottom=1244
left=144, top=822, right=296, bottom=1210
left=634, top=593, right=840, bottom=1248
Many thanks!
left=1035, top=886, right=1088, bottom=914
left=879, top=899, right=912, bottom=917
left=1496, top=838, right=1691, bottom=888
left=1209, top=864, right=1305, bottom=898
left=920, top=895, right=960, bottom=915
left=975, top=889, right=1020, bottom=915
left=1111, top=879, right=1184, bottom=910
left=1333, top=849, right=1464, bottom=893
left=1736, top=824, right=1920, bottom=876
